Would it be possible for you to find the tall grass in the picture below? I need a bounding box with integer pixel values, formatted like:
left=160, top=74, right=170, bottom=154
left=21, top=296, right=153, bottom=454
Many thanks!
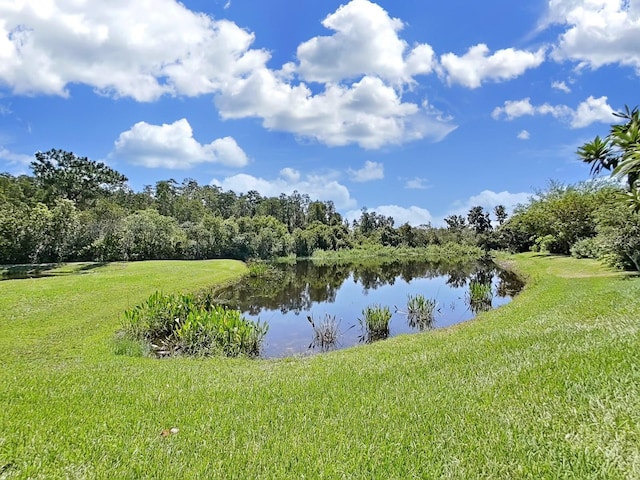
left=466, top=280, right=493, bottom=314
left=307, top=313, right=341, bottom=352
left=120, top=291, right=268, bottom=357
left=359, top=304, right=392, bottom=342
left=406, top=294, right=438, bottom=330
left=311, top=243, right=485, bottom=263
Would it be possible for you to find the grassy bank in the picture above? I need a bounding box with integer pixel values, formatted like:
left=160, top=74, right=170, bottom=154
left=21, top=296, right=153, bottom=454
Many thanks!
left=1, top=254, right=639, bottom=478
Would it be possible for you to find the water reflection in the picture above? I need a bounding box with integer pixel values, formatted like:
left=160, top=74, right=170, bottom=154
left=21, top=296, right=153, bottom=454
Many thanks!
left=212, top=259, right=523, bottom=358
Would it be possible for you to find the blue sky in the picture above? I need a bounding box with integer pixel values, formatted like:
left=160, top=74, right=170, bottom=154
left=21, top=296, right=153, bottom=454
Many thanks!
left=1, top=0, right=638, bottom=225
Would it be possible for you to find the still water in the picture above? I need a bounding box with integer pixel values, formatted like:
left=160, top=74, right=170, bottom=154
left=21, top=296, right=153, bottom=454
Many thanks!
left=214, top=259, right=523, bottom=358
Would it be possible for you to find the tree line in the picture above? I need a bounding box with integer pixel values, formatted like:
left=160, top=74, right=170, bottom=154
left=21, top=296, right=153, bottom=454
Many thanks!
left=2, top=105, right=638, bottom=269
left=0, top=149, right=506, bottom=264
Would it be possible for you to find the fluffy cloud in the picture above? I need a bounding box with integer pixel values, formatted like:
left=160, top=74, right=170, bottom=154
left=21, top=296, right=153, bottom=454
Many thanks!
left=345, top=205, right=433, bottom=226
left=295, top=0, right=436, bottom=84
left=0, top=0, right=268, bottom=101
left=0, top=147, right=32, bottom=166
left=517, top=130, right=531, bottom=140
left=570, top=95, right=616, bottom=128
left=216, top=72, right=457, bottom=149
left=440, top=44, right=545, bottom=88
left=404, top=177, right=430, bottom=189
left=491, top=98, right=536, bottom=120
left=444, top=190, right=532, bottom=223
left=548, top=0, right=640, bottom=72
left=111, top=119, right=249, bottom=169
left=492, top=96, right=615, bottom=128
left=210, top=169, right=357, bottom=210
left=0, top=0, right=457, bottom=150
left=348, top=161, right=384, bottom=182
left=551, top=80, right=571, bottom=93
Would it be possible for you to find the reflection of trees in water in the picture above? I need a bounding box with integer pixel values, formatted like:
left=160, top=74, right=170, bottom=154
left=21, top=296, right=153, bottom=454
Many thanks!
left=213, top=259, right=523, bottom=315
left=496, top=269, right=525, bottom=297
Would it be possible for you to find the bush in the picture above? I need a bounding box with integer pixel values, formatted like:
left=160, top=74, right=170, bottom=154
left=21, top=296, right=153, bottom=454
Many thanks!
left=120, top=291, right=268, bottom=357
left=535, top=234, right=562, bottom=253
left=570, top=237, right=601, bottom=259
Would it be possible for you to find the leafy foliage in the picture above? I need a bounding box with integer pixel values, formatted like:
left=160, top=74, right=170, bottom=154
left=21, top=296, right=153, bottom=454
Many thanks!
left=578, top=105, right=640, bottom=211
left=120, top=291, right=268, bottom=357
left=31, top=149, right=127, bottom=208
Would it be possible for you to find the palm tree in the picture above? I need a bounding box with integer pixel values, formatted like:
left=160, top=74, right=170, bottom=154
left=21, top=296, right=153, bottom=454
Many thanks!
left=578, top=105, right=640, bottom=211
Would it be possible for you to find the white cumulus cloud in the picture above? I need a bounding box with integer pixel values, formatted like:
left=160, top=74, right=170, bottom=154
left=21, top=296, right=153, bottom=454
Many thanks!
left=0, top=0, right=457, bottom=150
left=295, top=0, right=436, bottom=84
left=216, top=72, right=457, bottom=149
left=547, top=0, right=640, bottom=73
left=492, top=95, right=615, bottom=128
left=210, top=169, right=357, bottom=210
left=570, top=95, right=616, bottom=128
left=0, top=0, right=268, bottom=101
left=440, top=44, right=545, bottom=88
left=348, top=161, right=384, bottom=182
left=111, top=118, right=249, bottom=169
left=345, top=205, right=433, bottom=227
left=517, top=130, right=531, bottom=140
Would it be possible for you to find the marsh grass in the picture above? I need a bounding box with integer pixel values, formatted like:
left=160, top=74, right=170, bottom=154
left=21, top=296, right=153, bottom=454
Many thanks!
left=359, top=304, right=392, bottom=342
left=307, top=313, right=341, bottom=351
left=246, top=260, right=280, bottom=278
left=466, top=280, right=493, bottom=314
left=405, top=294, right=439, bottom=330
left=120, top=290, right=268, bottom=357
left=310, top=243, right=485, bottom=264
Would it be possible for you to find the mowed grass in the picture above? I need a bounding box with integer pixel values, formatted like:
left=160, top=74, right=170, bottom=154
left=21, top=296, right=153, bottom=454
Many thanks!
left=1, top=254, right=639, bottom=478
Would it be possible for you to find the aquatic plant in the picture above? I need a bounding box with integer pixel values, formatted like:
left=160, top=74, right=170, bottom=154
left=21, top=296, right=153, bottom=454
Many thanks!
left=466, top=280, right=493, bottom=314
left=360, top=305, right=392, bottom=342
left=406, top=294, right=438, bottom=330
left=307, top=313, right=340, bottom=351
left=120, top=291, right=268, bottom=358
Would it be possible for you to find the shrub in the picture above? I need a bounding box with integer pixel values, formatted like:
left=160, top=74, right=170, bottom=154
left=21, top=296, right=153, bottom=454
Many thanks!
left=534, top=234, right=562, bottom=253
left=120, top=291, right=268, bottom=358
left=570, top=237, right=601, bottom=259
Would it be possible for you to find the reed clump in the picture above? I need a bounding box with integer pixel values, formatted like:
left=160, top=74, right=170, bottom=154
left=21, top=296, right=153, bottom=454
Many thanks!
left=119, top=291, right=268, bottom=358
left=360, top=304, right=392, bottom=342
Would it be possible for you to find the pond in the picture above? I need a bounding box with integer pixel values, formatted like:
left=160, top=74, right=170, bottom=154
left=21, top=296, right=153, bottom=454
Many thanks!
left=213, top=259, right=523, bottom=358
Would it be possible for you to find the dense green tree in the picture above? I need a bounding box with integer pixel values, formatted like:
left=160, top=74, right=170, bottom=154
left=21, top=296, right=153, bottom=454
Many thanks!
left=444, top=215, right=466, bottom=231
left=501, top=182, right=619, bottom=255
left=31, top=149, right=127, bottom=208
left=119, top=209, right=186, bottom=260
left=467, top=206, right=492, bottom=234
left=494, top=205, right=507, bottom=225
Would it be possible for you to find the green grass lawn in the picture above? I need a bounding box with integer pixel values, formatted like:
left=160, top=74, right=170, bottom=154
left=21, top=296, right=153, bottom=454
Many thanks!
left=1, top=254, right=639, bottom=478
